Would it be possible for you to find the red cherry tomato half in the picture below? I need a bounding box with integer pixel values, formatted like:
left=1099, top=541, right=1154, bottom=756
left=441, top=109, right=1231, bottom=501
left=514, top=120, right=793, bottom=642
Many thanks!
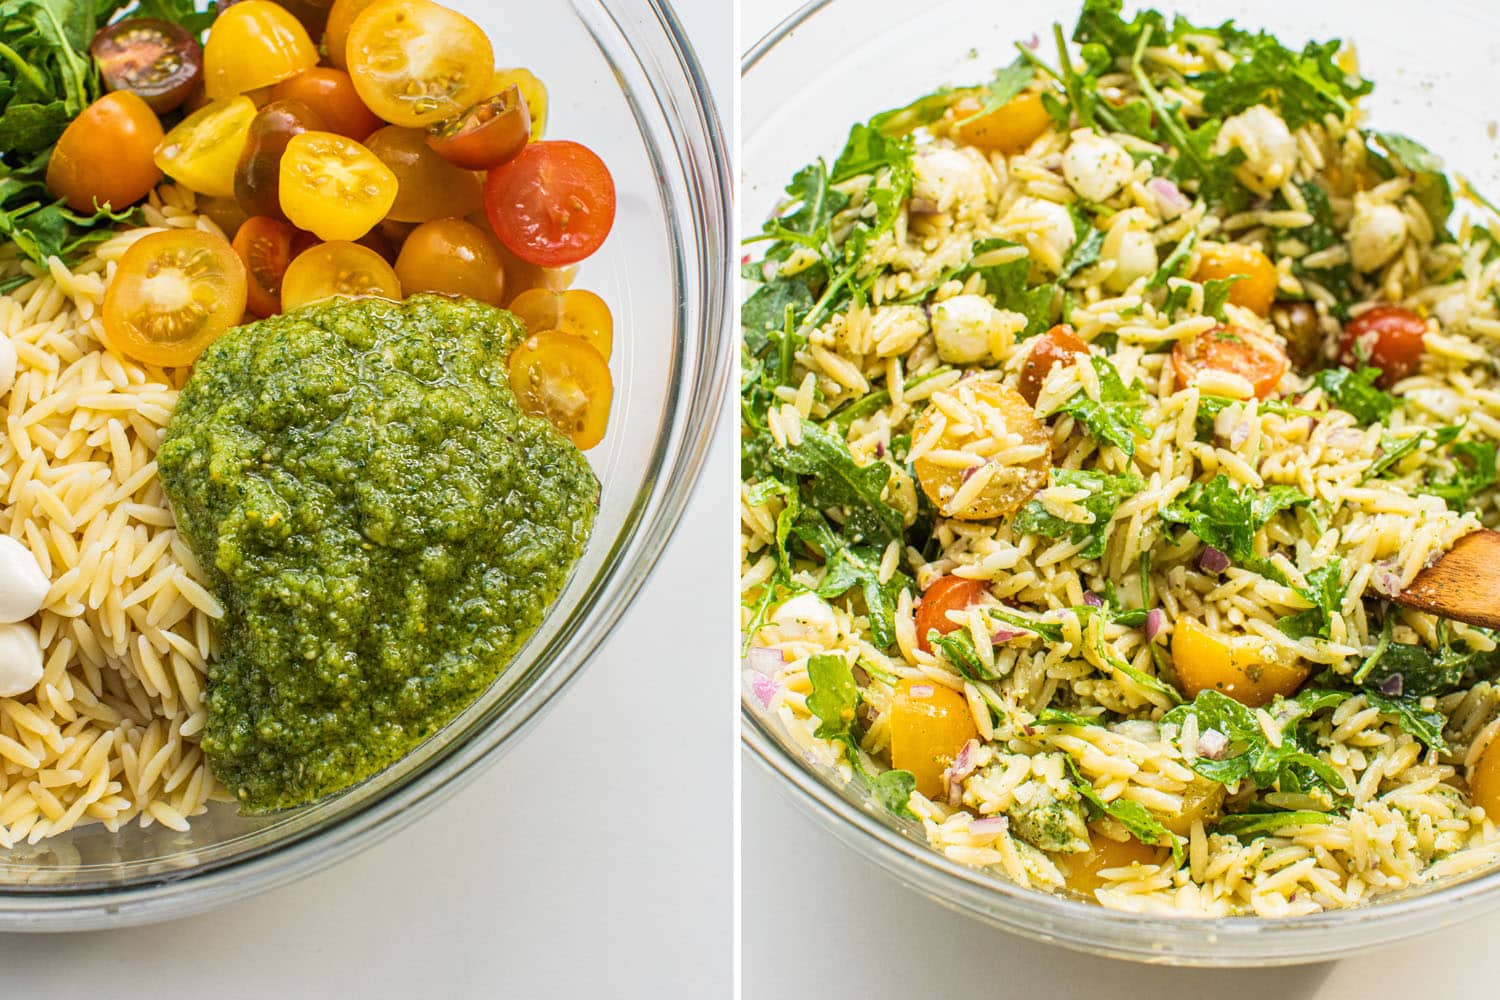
left=914, top=575, right=990, bottom=654
left=426, top=86, right=530, bottom=171
left=1339, top=304, right=1427, bottom=386
left=483, top=140, right=616, bottom=268
left=231, top=215, right=307, bottom=316
left=1172, top=324, right=1289, bottom=400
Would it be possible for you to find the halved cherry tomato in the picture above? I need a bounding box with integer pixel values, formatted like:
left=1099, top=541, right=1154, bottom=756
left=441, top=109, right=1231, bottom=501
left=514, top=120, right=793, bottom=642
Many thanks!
left=278, top=131, right=397, bottom=241
left=948, top=90, right=1051, bottom=155
left=1172, top=620, right=1309, bottom=708
left=364, top=126, right=484, bottom=222
left=322, top=0, right=378, bottom=70
left=234, top=100, right=327, bottom=220
left=1064, top=834, right=1166, bottom=897
left=484, top=141, right=616, bottom=268
left=217, top=0, right=335, bottom=37
left=198, top=195, right=250, bottom=241
left=911, top=382, right=1051, bottom=520
left=271, top=67, right=381, bottom=140
left=393, top=218, right=505, bottom=306
left=231, top=216, right=303, bottom=316
left=46, top=92, right=163, bottom=213
left=1193, top=243, right=1278, bottom=317
left=490, top=68, right=547, bottom=140
left=1171, top=325, right=1289, bottom=400
left=345, top=0, right=494, bottom=128
left=491, top=233, right=577, bottom=305
left=91, top=18, right=203, bottom=114
left=426, top=86, right=529, bottom=170
left=280, top=240, right=400, bottom=310
left=102, top=230, right=248, bottom=367
left=204, top=1, right=318, bottom=101
left=506, top=331, right=612, bottom=449
left=888, top=678, right=979, bottom=800
left=155, top=96, right=258, bottom=198
left=1471, top=736, right=1500, bottom=820
left=1339, top=304, right=1427, bottom=387
left=1018, top=324, right=1089, bottom=406
left=914, top=575, right=989, bottom=654
left=506, top=287, right=612, bottom=359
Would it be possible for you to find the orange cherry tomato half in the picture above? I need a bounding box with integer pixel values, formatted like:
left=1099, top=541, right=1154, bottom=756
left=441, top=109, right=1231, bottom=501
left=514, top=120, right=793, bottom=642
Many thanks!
left=949, top=91, right=1051, bottom=155
left=506, top=331, right=612, bottom=450
left=490, top=67, right=547, bottom=140
left=1193, top=243, right=1278, bottom=317
left=46, top=92, right=163, bottom=213
left=203, top=0, right=318, bottom=101
left=426, top=86, right=529, bottom=170
left=271, top=67, right=381, bottom=140
left=345, top=0, right=493, bottom=128
left=888, top=677, right=979, bottom=800
left=231, top=216, right=304, bottom=316
left=1172, top=324, right=1289, bottom=400
left=506, top=287, right=613, bottom=360
left=1339, top=304, right=1427, bottom=387
left=321, top=0, right=377, bottom=70
left=393, top=218, right=506, bottom=306
left=102, top=230, right=248, bottom=367
left=90, top=18, right=203, bottom=115
left=364, top=125, right=484, bottom=223
left=914, top=575, right=990, bottom=654
left=280, top=240, right=401, bottom=311
left=278, top=131, right=397, bottom=241
left=1018, top=324, right=1089, bottom=406
left=484, top=141, right=616, bottom=268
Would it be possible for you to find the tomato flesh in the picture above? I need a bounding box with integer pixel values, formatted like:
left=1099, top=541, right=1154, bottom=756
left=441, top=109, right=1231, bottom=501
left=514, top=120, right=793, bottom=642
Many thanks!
left=235, top=99, right=327, bottom=220
left=280, top=240, right=401, bottom=311
left=484, top=141, right=616, bottom=268
left=950, top=91, right=1051, bottom=155
left=507, top=287, right=613, bottom=360
left=46, top=92, right=163, bottom=213
left=426, top=86, right=529, bottom=170
left=1339, top=304, right=1427, bottom=386
left=1172, top=325, right=1289, bottom=400
left=365, top=126, right=484, bottom=223
left=278, top=131, right=397, bottom=241
left=155, top=96, right=258, bottom=199
left=102, top=230, right=248, bottom=367
left=506, top=331, right=612, bottom=449
left=490, top=68, right=547, bottom=140
left=345, top=0, right=494, bottom=128
left=91, top=18, right=203, bottom=114
left=914, top=575, right=989, bottom=654
left=1018, top=324, right=1088, bottom=406
left=393, top=218, right=506, bottom=306
left=888, top=678, right=980, bottom=800
left=232, top=216, right=302, bottom=316
left=203, top=0, right=318, bottom=101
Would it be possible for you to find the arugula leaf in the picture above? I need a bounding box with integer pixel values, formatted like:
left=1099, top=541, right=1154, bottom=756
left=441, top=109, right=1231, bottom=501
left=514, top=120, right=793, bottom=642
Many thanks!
left=1036, top=707, right=1106, bottom=727
left=1277, top=559, right=1346, bottom=640
left=1059, top=207, right=1106, bottom=281
left=1277, top=181, right=1354, bottom=314
left=928, top=627, right=997, bottom=683
left=1425, top=439, right=1498, bottom=511
left=1357, top=618, right=1500, bottom=696
left=867, top=88, right=963, bottom=137
left=951, top=57, right=1034, bottom=128
left=1368, top=132, right=1454, bottom=235
left=869, top=769, right=919, bottom=820
left=1201, top=277, right=1239, bottom=321
left=807, top=653, right=860, bottom=742
left=1043, top=355, right=1146, bottom=457
left=1214, top=809, right=1334, bottom=839
left=1363, top=690, right=1447, bottom=751
left=1160, top=474, right=1310, bottom=563
left=1013, top=468, right=1143, bottom=559
left=794, top=507, right=909, bottom=650
left=1163, top=689, right=1347, bottom=799
left=768, top=419, right=903, bottom=547
left=1067, top=759, right=1182, bottom=862
left=1366, top=430, right=1425, bottom=481
left=1195, top=31, right=1371, bottom=130
left=987, top=606, right=1064, bottom=643
left=1313, top=366, right=1396, bottom=426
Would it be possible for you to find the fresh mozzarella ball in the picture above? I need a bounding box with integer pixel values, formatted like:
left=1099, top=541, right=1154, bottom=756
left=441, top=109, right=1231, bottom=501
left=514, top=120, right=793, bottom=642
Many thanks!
left=772, top=592, right=837, bottom=643
left=930, top=294, right=1025, bottom=364
left=0, top=621, right=42, bottom=697
left=912, top=147, right=995, bottom=214
left=1014, top=197, right=1077, bottom=273
left=0, top=535, right=48, bottom=624
left=1102, top=226, right=1158, bottom=292
left=1348, top=193, right=1408, bottom=272
left=1061, top=131, right=1134, bottom=203
left=1215, top=105, right=1298, bottom=193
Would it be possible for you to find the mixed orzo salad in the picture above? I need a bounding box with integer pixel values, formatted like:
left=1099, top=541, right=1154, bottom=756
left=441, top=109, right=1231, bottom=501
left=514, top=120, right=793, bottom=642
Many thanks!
left=740, top=0, right=1500, bottom=916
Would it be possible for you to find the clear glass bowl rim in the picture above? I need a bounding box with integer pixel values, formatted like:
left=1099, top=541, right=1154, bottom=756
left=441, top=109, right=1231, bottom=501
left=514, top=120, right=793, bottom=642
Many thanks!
left=741, top=0, right=1500, bottom=966
left=0, top=0, right=732, bottom=930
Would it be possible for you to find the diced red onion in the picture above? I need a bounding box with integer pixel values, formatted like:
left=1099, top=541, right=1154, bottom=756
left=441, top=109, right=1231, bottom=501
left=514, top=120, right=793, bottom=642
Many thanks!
left=969, top=816, right=1009, bottom=836
left=910, top=684, right=935, bottom=698
left=1145, top=608, right=1166, bottom=643
left=749, top=673, right=779, bottom=709
left=1230, top=420, right=1251, bottom=449
left=1148, top=177, right=1190, bottom=219
left=991, top=628, right=1026, bottom=645
left=944, top=738, right=981, bottom=805
left=961, top=464, right=979, bottom=483
left=1082, top=591, right=1104, bottom=608
left=1379, top=673, right=1405, bottom=697
left=1025, top=32, right=1041, bottom=49
left=744, top=646, right=785, bottom=676
left=1198, top=546, right=1231, bottom=574
left=874, top=441, right=885, bottom=458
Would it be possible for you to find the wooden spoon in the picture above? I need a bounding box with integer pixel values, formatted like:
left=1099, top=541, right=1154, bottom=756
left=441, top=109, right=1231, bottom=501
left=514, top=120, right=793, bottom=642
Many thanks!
left=1393, top=529, right=1500, bottom=629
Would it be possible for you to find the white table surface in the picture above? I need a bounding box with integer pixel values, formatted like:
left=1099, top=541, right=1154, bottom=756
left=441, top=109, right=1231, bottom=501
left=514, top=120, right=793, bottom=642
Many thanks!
left=0, top=3, right=733, bottom=997
left=739, top=2, right=1500, bottom=998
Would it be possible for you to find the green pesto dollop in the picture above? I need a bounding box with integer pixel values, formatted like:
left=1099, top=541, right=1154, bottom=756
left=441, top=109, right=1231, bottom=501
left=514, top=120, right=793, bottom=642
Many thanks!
left=158, top=294, right=599, bottom=813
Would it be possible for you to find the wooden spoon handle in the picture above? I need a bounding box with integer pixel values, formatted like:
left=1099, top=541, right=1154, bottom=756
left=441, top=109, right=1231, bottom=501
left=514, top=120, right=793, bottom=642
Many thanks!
left=1393, top=529, right=1500, bottom=629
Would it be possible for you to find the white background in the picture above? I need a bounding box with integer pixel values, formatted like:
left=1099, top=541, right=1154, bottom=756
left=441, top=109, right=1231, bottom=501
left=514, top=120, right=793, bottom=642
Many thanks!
left=0, top=3, right=734, bottom=998
left=740, top=2, right=1500, bottom=998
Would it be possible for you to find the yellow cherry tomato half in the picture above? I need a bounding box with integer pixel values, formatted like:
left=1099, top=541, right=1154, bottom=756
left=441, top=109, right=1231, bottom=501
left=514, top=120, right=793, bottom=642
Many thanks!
left=506, top=287, right=613, bottom=361
left=102, top=229, right=248, bottom=367
left=280, top=240, right=401, bottom=311
left=1172, top=620, right=1310, bottom=707
left=203, top=0, right=318, bottom=102
left=277, top=131, right=397, bottom=241
left=1470, top=736, right=1500, bottom=820
left=154, top=96, right=258, bottom=198
left=506, top=331, right=612, bottom=450
left=888, top=677, right=979, bottom=800
left=345, top=0, right=494, bottom=128
left=1063, top=833, right=1166, bottom=898
left=393, top=217, right=506, bottom=306
left=363, top=125, right=483, bottom=222
left=490, top=67, right=547, bottom=140
left=322, top=0, right=378, bottom=70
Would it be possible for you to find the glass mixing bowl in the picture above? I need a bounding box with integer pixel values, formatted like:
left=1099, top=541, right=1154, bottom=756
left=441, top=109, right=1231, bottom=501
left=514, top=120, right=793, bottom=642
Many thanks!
left=0, top=0, right=730, bottom=931
left=742, top=0, right=1500, bottom=966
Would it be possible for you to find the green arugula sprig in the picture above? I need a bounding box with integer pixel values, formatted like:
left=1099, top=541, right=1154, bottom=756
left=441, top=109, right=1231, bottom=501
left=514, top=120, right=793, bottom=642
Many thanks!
left=806, top=653, right=920, bottom=819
